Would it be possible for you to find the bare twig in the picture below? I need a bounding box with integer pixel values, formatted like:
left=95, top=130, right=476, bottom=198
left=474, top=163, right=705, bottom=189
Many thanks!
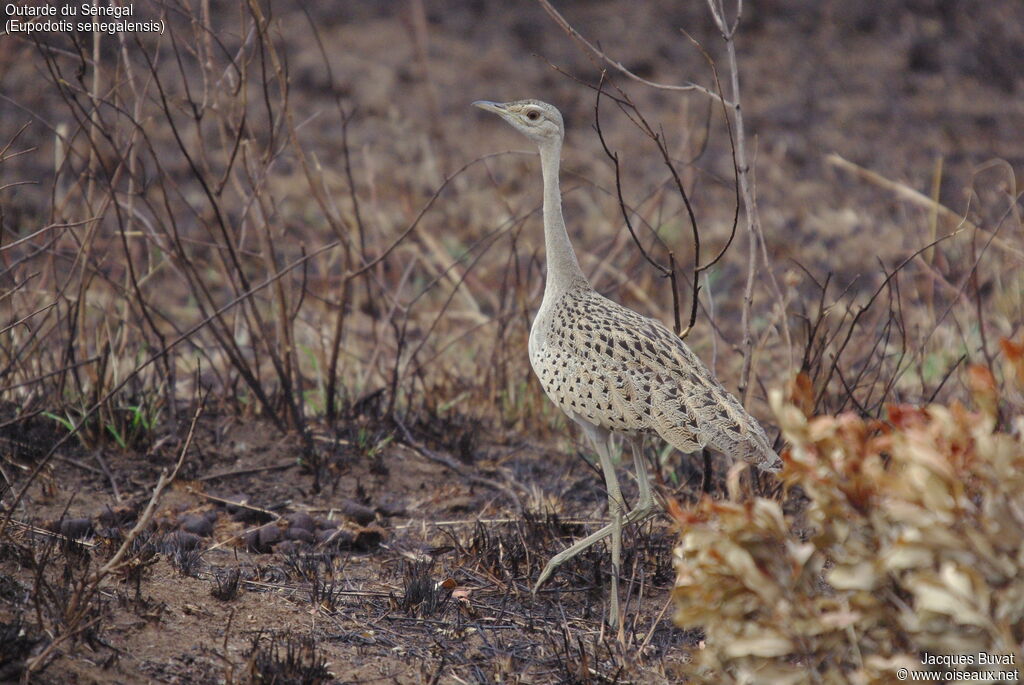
left=393, top=417, right=525, bottom=513
left=23, top=396, right=203, bottom=677
left=826, top=153, right=1024, bottom=261
left=536, top=0, right=727, bottom=103
left=540, top=6, right=757, bottom=354
left=592, top=77, right=684, bottom=336
left=96, top=394, right=203, bottom=578
left=704, top=0, right=762, bottom=402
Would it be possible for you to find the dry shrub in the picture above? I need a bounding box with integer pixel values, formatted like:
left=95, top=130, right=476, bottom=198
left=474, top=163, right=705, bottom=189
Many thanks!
left=672, top=353, right=1024, bottom=683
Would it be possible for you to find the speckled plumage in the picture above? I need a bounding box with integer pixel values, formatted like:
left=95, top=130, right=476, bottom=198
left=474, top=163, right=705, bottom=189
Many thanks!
left=530, top=282, right=780, bottom=471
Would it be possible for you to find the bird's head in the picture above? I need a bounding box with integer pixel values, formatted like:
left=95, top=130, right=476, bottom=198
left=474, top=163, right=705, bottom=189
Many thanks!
left=473, top=99, right=564, bottom=146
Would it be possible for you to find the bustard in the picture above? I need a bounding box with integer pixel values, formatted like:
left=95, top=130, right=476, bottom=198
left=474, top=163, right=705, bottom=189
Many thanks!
left=474, top=99, right=781, bottom=630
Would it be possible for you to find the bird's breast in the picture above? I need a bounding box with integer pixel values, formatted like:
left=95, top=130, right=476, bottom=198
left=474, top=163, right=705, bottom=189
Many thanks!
left=528, top=308, right=551, bottom=369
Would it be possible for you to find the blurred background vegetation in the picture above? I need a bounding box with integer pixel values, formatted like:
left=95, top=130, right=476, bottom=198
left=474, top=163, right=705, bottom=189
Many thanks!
left=2, top=0, right=1020, bottom=448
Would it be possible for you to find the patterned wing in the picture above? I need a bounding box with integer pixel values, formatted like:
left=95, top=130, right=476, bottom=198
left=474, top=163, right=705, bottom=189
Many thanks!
left=532, top=288, right=781, bottom=472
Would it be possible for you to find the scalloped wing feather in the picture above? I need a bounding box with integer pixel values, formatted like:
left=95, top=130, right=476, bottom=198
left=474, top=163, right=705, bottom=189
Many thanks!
left=530, top=287, right=781, bottom=472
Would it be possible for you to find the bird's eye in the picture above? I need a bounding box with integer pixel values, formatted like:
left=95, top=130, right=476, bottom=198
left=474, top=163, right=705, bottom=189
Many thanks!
left=526, top=110, right=540, bottom=121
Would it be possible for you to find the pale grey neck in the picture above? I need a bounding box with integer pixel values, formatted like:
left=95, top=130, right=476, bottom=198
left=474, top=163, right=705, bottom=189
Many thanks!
left=538, top=140, right=586, bottom=295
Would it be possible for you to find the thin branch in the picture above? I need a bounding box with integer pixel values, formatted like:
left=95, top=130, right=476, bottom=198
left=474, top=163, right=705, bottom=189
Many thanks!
left=96, top=394, right=203, bottom=578
left=593, top=76, right=683, bottom=335
left=682, top=29, right=739, bottom=273
left=536, top=0, right=727, bottom=104
left=826, top=153, right=1024, bottom=262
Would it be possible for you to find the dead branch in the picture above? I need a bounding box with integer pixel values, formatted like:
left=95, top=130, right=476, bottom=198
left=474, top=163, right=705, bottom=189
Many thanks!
left=592, top=77, right=684, bottom=336
left=536, top=0, right=726, bottom=103
left=826, top=153, right=1024, bottom=262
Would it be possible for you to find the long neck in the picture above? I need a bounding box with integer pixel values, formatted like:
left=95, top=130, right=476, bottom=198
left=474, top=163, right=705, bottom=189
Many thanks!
left=538, top=139, right=586, bottom=294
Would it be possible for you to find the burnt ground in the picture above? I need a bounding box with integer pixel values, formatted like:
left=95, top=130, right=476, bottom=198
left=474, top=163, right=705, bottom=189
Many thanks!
left=1, top=0, right=1023, bottom=682
left=1, top=406, right=716, bottom=683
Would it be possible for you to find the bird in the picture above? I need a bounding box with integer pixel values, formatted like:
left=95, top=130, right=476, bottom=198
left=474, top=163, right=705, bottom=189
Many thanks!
left=473, top=98, right=781, bottom=632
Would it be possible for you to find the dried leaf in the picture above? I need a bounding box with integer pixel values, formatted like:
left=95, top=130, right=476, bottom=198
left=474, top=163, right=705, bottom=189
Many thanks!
left=966, top=364, right=998, bottom=418
left=999, top=337, right=1024, bottom=387
left=722, top=634, right=794, bottom=658
left=787, top=371, right=815, bottom=417
left=827, top=561, right=877, bottom=591
left=674, top=388, right=1024, bottom=681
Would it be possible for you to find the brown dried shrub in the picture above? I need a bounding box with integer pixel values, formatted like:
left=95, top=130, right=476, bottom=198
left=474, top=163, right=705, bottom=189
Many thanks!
left=672, top=353, right=1024, bottom=683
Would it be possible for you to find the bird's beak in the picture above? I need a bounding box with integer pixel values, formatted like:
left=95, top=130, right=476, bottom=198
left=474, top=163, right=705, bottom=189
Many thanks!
left=472, top=100, right=507, bottom=115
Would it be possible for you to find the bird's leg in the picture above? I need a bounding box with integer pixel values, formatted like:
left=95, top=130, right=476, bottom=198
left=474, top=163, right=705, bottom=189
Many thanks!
left=534, top=520, right=619, bottom=588
left=625, top=438, right=659, bottom=524
left=595, top=438, right=624, bottom=632
left=534, top=429, right=627, bottom=630
left=533, top=438, right=660, bottom=592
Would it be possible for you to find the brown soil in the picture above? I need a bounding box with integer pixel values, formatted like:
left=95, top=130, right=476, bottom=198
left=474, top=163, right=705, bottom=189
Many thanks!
left=2, top=411, right=695, bottom=683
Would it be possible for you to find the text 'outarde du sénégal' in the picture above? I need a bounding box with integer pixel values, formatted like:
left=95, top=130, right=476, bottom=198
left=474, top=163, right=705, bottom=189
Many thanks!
left=6, top=3, right=134, bottom=18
